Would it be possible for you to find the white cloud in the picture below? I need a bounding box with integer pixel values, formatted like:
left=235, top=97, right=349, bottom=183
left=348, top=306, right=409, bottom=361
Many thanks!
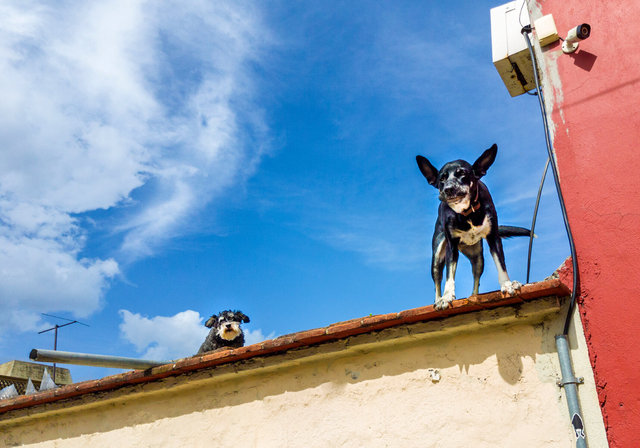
left=245, top=328, right=277, bottom=346
left=0, top=1, right=269, bottom=333
left=119, top=309, right=274, bottom=360
left=0, top=201, right=119, bottom=334
left=119, top=309, right=208, bottom=361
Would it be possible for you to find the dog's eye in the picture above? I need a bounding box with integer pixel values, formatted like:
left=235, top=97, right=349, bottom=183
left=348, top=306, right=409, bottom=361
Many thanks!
left=456, top=169, right=465, bottom=177
left=440, top=174, right=447, bottom=182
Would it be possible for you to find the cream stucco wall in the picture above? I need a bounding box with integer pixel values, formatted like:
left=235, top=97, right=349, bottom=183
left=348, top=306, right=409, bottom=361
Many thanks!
left=0, top=298, right=606, bottom=448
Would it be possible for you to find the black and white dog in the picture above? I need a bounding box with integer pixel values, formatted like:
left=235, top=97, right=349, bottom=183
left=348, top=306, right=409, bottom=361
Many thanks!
left=197, top=310, right=250, bottom=354
left=416, top=144, right=530, bottom=310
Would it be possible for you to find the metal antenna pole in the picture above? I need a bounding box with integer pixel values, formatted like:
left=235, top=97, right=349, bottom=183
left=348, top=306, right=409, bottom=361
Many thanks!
left=38, top=314, right=89, bottom=383
left=53, top=325, right=58, bottom=382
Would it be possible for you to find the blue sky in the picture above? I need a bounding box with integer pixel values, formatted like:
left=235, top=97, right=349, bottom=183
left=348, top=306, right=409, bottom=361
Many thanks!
left=0, top=1, right=568, bottom=382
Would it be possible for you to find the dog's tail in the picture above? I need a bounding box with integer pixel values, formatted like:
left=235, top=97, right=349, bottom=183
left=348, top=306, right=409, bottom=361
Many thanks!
left=499, top=225, right=534, bottom=238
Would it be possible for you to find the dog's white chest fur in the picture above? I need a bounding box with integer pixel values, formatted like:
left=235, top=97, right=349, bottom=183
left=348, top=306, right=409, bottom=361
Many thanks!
left=452, top=215, right=491, bottom=245
left=447, top=197, right=471, bottom=214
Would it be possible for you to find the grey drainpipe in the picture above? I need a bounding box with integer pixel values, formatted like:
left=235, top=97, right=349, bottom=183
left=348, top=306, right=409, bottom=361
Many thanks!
left=556, top=335, right=587, bottom=447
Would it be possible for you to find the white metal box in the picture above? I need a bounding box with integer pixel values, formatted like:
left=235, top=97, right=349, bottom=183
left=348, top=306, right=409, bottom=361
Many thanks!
left=490, top=0, right=535, bottom=97
left=534, top=14, right=559, bottom=47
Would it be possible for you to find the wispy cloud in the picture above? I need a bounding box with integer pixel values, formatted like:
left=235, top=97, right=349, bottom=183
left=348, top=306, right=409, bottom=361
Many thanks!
left=254, top=176, right=433, bottom=271
left=0, top=1, right=270, bottom=333
left=313, top=211, right=430, bottom=271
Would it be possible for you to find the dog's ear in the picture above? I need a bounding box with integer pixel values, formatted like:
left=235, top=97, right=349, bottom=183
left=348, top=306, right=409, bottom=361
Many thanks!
left=472, top=144, right=497, bottom=178
left=416, top=156, right=439, bottom=187
left=204, top=316, right=217, bottom=328
left=238, top=312, right=250, bottom=324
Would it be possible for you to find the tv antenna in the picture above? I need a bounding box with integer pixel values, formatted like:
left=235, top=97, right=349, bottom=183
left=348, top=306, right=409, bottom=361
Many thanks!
left=38, top=314, right=89, bottom=382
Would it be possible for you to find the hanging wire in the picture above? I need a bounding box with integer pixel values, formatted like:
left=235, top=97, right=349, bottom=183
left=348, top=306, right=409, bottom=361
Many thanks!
left=526, top=156, right=550, bottom=284
left=521, top=27, right=579, bottom=336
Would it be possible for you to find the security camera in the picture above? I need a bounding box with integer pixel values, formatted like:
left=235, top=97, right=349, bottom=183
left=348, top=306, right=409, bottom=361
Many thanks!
left=562, top=23, right=591, bottom=54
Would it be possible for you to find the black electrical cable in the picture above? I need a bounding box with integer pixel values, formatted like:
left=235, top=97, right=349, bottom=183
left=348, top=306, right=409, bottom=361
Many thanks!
left=521, top=26, right=579, bottom=336
left=526, top=156, right=549, bottom=284
left=518, top=0, right=527, bottom=28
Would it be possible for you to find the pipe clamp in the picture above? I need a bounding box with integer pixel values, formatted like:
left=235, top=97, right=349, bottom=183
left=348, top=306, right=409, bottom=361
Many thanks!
left=557, top=376, right=584, bottom=388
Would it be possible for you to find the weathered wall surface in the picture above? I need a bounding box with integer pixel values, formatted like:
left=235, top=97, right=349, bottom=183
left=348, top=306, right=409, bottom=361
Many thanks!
left=529, top=1, right=640, bottom=446
left=0, top=299, right=606, bottom=448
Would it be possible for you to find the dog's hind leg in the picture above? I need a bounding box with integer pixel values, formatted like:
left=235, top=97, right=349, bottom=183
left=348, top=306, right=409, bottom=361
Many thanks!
left=460, top=242, right=484, bottom=296
left=487, top=234, right=522, bottom=295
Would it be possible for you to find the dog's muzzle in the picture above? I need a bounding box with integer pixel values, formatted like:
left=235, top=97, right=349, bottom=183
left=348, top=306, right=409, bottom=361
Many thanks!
left=217, top=322, right=242, bottom=341
left=441, top=185, right=468, bottom=202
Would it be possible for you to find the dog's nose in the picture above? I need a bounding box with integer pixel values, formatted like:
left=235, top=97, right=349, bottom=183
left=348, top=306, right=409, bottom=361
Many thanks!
left=443, top=185, right=456, bottom=196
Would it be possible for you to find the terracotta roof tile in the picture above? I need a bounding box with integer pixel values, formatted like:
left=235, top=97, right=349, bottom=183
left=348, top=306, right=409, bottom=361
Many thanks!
left=0, top=278, right=570, bottom=416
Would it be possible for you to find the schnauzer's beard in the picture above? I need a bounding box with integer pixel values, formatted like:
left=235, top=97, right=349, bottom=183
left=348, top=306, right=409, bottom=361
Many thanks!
left=217, top=322, right=242, bottom=341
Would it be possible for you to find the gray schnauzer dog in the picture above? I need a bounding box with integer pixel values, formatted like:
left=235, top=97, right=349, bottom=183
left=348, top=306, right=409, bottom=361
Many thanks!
left=197, top=310, right=250, bottom=354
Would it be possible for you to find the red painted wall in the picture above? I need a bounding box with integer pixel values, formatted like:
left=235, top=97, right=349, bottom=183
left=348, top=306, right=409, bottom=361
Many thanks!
left=533, top=1, right=640, bottom=446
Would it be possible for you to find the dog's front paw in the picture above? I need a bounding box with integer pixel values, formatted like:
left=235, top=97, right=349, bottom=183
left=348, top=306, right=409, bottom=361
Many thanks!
left=500, top=280, right=522, bottom=296
left=435, top=291, right=455, bottom=310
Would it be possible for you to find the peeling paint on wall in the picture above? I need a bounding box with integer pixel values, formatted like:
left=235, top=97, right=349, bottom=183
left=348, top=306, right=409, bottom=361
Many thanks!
left=534, top=1, right=640, bottom=445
